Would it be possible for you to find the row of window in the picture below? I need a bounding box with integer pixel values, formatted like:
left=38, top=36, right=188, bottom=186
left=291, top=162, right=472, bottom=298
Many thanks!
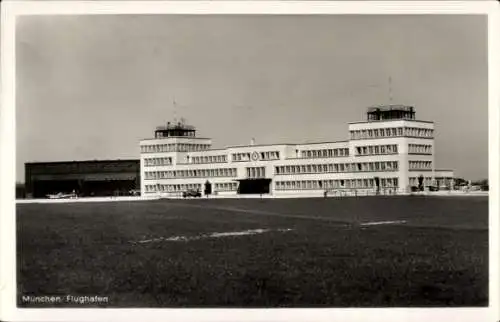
left=246, top=167, right=266, bottom=178
left=214, top=182, right=239, bottom=191
left=275, top=178, right=399, bottom=190
left=275, top=161, right=399, bottom=175
left=144, top=182, right=238, bottom=193
left=191, top=155, right=227, bottom=164
left=409, top=161, right=433, bottom=170
left=355, top=144, right=398, bottom=156
left=143, top=157, right=173, bottom=167
left=299, top=148, right=349, bottom=159
left=232, top=151, right=280, bottom=162
left=408, top=144, right=432, bottom=154
left=349, top=127, right=434, bottom=140
left=141, top=143, right=211, bottom=154
left=408, top=177, right=454, bottom=187
left=144, top=168, right=237, bottom=180
left=145, top=183, right=202, bottom=193
left=406, top=127, right=434, bottom=138
left=409, top=177, right=434, bottom=187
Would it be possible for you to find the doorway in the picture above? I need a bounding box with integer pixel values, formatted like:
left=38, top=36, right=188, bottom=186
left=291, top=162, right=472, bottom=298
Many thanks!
left=237, top=179, right=272, bottom=194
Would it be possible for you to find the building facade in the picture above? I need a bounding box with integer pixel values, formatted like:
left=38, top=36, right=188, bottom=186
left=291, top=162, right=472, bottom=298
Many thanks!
left=25, top=159, right=140, bottom=198
left=139, top=106, right=454, bottom=198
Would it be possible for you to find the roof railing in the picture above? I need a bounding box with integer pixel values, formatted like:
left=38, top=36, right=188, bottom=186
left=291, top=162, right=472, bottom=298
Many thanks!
left=367, top=105, right=415, bottom=113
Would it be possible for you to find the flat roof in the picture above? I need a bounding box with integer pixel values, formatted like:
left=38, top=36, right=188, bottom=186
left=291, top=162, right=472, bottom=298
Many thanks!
left=296, top=140, right=349, bottom=146
left=25, top=159, right=139, bottom=166
left=225, top=143, right=293, bottom=149
left=188, top=148, right=228, bottom=153
left=367, top=105, right=415, bottom=112
left=348, top=119, right=434, bottom=125
left=140, top=137, right=212, bottom=142
left=139, top=140, right=350, bottom=151
left=226, top=140, right=348, bottom=149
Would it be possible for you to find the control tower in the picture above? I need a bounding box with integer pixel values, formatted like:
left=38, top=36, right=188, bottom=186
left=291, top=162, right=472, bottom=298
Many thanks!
left=366, top=105, right=416, bottom=121
left=348, top=104, right=436, bottom=192
left=154, top=121, right=197, bottom=139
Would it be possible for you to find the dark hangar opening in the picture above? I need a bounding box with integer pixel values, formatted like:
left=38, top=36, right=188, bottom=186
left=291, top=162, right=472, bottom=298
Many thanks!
left=25, top=160, right=140, bottom=198
left=237, top=179, right=272, bottom=195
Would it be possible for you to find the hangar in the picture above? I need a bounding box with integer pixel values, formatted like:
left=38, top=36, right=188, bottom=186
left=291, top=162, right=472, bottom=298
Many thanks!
left=24, top=159, right=140, bottom=198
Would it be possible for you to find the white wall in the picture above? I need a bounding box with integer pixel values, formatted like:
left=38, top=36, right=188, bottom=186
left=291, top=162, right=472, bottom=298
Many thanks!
left=139, top=117, right=456, bottom=197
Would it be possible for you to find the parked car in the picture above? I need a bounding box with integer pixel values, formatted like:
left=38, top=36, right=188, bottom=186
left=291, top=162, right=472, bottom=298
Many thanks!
left=183, top=189, right=201, bottom=198
left=129, top=189, right=141, bottom=196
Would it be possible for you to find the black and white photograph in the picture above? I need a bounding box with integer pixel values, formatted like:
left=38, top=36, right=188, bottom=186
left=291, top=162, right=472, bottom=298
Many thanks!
left=1, top=1, right=499, bottom=322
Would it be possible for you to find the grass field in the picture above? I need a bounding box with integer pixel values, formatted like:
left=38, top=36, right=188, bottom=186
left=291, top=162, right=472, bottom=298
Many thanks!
left=17, top=196, right=488, bottom=307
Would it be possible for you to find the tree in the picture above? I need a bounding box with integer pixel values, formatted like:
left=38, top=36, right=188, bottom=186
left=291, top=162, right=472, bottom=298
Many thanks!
left=16, top=182, right=25, bottom=199
left=481, top=180, right=489, bottom=191
left=473, top=179, right=489, bottom=191
left=418, top=175, right=424, bottom=191
left=204, top=180, right=212, bottom=196
left=454, top=177, right=467, bottom=187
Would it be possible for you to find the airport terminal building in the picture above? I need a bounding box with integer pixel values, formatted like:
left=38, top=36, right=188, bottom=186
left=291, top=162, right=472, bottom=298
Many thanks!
left=139, top=105, right=454, bottom=197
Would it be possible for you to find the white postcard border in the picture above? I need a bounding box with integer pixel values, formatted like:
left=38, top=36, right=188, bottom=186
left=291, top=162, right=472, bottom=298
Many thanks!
left=1, top=2, right=498, bottom=322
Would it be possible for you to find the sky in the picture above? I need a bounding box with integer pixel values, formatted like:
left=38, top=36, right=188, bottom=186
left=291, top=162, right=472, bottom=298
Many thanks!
left=16, top=14, right=488, bottom=182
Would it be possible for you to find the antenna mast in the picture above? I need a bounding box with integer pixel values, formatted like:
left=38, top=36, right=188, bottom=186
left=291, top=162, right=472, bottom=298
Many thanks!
left=173, top=98, right=178, bottom=124
left=388, top=76, right=393, bottom=103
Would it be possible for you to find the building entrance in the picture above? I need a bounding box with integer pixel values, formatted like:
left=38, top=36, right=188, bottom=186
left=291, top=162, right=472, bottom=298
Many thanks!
left=237, top=178, right=272, bottom=195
